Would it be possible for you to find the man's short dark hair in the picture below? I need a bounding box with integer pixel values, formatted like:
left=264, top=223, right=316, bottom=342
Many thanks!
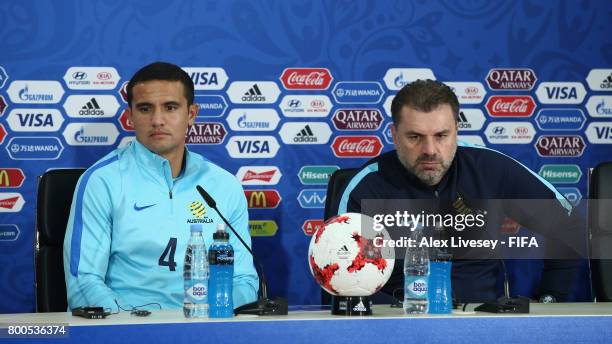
left=390, top=79, right=459, bottom=125
left=126, top=61, right=194, bottom=106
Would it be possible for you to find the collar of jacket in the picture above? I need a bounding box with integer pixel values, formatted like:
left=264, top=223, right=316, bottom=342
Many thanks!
left=129, top=139, right=197, bottom=185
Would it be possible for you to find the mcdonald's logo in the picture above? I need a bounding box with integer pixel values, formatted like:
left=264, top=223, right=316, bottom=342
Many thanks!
left=244, top=190, right=281, bottom=209
left=0, top=169, right=25, bottom=188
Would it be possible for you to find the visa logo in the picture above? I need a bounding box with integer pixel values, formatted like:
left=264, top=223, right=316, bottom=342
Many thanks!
left=18, top=113, right=54, bottom=127
left=190, top=72, right=219, bottom=86
left=237, top=140, right=270, bottom=153
left=595, top=126, right=612, bottom=139
left=545, top=86, right=577, bottom=99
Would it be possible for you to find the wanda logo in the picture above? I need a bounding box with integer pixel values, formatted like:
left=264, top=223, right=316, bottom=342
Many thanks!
left=280, top=68, right=333, bottom=90
left=486, top=96, right=536, bottom=117
left=331, top=136, right=383, bottom=158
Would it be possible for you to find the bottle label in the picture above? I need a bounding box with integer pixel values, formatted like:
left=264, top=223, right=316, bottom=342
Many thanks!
left=209, top=250, right=234, bottom=265
left=405, top=276, right=428, bottom=298
left=185, top=281, right=208, bottom=302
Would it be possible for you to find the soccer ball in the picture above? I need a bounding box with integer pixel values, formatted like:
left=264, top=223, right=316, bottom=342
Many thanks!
left=308, top=212, right=395, bottom=296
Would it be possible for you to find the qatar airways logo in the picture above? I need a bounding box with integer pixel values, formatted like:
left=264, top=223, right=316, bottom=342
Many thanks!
left=486, top=68, right=537, bottom=90
left=535, top=135, right=586, bottom=157
left=331, top=136, right=383, bottom=158
left=280, top=68, right=333, bottom=90
left=486, top=96, right=536, bottom=117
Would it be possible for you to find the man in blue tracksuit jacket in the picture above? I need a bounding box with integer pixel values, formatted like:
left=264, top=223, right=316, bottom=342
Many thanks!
left=338, top=80, right=583, bottom=303
left=63, top=62, right=258, bottom=311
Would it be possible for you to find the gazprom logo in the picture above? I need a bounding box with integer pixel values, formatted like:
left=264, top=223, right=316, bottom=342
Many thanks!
left=7, top=80, right=64, bottom=104
left=63, top=123, right=119, bottom=146
left=586, top=96, right=612, bottom=118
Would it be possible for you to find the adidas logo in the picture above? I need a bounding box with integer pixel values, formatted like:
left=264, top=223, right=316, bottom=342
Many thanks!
left=241, top=84, right=266, bottom=102
left=457, top=111, right=471, bottom=129
left=294, top=125, right=317, bottom=143
left=79, top=98, right=104, bottom=116
left=336, top=244, right=351, bottom=256
left=601, top=73, right=612, bottom=89
left=352, top=300, right=367, bottom=312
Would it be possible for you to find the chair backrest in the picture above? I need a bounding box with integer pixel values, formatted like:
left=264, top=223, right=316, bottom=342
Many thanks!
left=589, top=162, right=612, bottom=301
left=321, top=168, right=357, bottom=304
left=323, top=168, right=358, bottom=221
left=35, top=168, right=85, bottom=312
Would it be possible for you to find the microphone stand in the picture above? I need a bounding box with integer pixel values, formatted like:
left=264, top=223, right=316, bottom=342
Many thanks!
left=197, top=185, right=288, bottom=315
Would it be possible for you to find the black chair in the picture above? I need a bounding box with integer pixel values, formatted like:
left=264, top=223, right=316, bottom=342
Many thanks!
left=323, top=168, right=358, bottom=221
left=589, top=162, right=612, bottom=301
left=35, top=168, right=85, bottom=312
left=321, top=168, right=357, bottom=305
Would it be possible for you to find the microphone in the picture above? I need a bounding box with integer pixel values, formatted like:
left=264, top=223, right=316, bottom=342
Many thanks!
left=196, top=185, right=288, bottom=316
left=474, top=260, right=529, bottom=313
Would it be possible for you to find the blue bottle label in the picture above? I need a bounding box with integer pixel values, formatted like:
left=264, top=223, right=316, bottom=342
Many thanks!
left=405, top=276, right=428, bottom=299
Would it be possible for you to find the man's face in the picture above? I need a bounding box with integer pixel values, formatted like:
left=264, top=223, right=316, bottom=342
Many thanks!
left=127, top=80, right=197, bottom=159
left=391, top=104, right=458, bottom=186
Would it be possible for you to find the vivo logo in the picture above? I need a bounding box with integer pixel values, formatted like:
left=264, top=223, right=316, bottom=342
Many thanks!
left=297, top=189, right=326, bottom=208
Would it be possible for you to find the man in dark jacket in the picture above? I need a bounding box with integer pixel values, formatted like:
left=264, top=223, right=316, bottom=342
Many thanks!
left=338, top=80, right=584, bottom=303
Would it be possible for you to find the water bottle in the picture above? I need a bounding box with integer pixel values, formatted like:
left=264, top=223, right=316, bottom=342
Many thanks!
left=428, top=249, right=452, bottom=314
left=184, top=224, right=209, bottom=318
left=208, top=223, right=234, bottom=318
left=403, top=228, right=429, bottom=314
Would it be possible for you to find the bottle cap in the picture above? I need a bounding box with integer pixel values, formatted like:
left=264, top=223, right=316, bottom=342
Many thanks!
left=213, top=223, right=229, bottom=240
left=190, top=224, right=203, bottom=233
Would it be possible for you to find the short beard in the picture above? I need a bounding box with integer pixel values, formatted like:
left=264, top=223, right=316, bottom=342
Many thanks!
left=396, top=146, right=456, bottom=186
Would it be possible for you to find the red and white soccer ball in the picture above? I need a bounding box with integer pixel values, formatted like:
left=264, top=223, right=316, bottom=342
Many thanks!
left=308, top=212, right=395, bottom=296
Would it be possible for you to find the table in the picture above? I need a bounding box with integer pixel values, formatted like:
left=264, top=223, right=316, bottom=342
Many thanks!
left=1, top=303, right=611, bottom=343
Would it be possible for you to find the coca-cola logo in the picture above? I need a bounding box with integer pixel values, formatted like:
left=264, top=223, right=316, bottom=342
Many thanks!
left=185, top=122, right=227, bottom=145
left=332, top=109, right=383, bottom=131
left=331, top=135, right=383, bottom=158
left=535, top=135, right=585, bottom=157
left=486, top=68, right=537, bottom=90
left=280, top=68, right=333, bottom=90
left=486, top=96, right=536, bottom=117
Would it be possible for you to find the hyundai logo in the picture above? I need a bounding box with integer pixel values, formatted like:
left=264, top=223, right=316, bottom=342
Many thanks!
left=72, top=71, right=87, bottom=80
left=493, top=126, right=506, bottom=135
left=288, top=99, right=301, bottom=108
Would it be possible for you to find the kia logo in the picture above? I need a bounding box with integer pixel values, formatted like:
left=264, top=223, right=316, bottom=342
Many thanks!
left=465, top=86, right=478, bottom=95
left=97, top=72, right=112, bottom=80
left=515, top=127, right=528, bottom=135
left=72, top=72, right=87, bottom=80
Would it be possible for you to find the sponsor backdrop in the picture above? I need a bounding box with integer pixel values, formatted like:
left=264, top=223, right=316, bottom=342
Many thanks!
left=0, top=0, right=611, bottom=312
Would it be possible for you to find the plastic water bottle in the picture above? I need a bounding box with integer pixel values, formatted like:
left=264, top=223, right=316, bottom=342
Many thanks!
left=184, top=224, right=209, bottom=318
left=403, top=228, right=429, bottom=314
left=428, top=249, right=452, bottom=314
left=208, top=223, right=234, bottom=318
